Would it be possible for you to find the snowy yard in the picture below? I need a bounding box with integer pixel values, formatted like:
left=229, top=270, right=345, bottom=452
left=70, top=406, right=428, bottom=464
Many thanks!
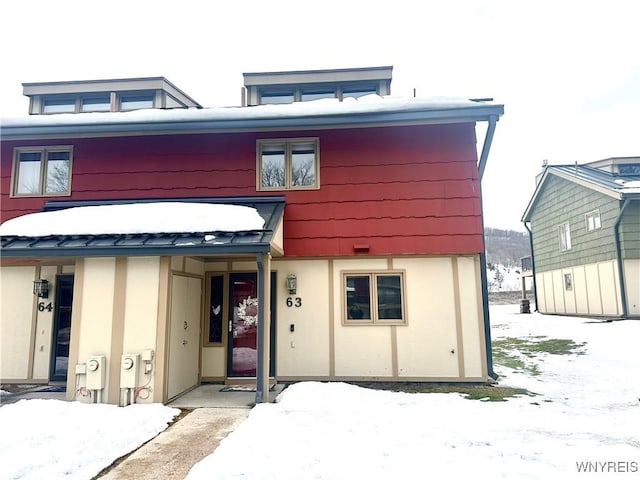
left=1, top=305, right=639, bottom=479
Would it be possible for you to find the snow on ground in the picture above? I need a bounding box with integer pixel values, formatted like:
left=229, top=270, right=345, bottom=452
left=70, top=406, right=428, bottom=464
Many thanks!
left=0, top=401, right=179, bottom=480
left=1, top=306, right=638, bottom=479
left=186, top=306, right=639, bottom=480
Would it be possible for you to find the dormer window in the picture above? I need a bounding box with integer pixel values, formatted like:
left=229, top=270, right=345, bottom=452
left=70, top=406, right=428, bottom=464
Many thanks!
left=42, top=97, right=75, bottom=114
left=120, top=93, right=154, bottom=111
left=81, top=95, right=111, bottom=112
left=260, top=90, right=295, bottom=105
left=243, top=66, right=392, bottom=106
left=23, top=77, right=200, bottom=115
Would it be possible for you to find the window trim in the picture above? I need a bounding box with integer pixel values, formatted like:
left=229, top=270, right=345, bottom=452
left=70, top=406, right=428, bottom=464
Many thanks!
left=11, top=146, right=73, bottom=198
left=256, top=137, right=320, bottom=191
left=342, top=270, right=407, bottom=326
left=564, top=273, right=573, bottom=291
left=585, top=209, right=602, bottom=232
left=203, top=273, right=228, bottom=347
left=559, top=222, right=572, bottom=252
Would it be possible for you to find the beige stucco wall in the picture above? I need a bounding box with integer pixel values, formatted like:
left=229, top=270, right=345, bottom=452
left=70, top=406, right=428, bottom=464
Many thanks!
left=456, top=256, right=485, bottom=378
left=121, top=257, right=161, bottom=403
left=32, top=265, right=59, bottom=380
left=625, top=259, right=640, bottom=316
left=394, top=257, right=462, bottom=378
left=535, top=259, right=623, bottom=316
left=0, top=266, right=36, bottom=380
left=75, top=258, right=116, bottom=399
left=332, top=258, right=393, bottom=377
left=274, top=259, right=331, bottom=377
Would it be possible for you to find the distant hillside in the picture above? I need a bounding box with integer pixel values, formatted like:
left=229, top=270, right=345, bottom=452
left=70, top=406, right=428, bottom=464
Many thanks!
left=484, top=228, right=531, bottom=268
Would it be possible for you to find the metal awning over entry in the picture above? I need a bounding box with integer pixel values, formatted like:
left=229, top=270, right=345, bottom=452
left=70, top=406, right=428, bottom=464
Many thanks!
left=0, top=196, right=285, bottom=258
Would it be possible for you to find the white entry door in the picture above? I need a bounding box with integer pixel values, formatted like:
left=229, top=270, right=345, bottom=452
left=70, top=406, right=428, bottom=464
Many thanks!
left=167, top=274, right=202, bottom=399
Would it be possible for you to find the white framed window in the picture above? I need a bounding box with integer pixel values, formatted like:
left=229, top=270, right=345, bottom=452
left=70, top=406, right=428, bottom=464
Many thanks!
left=81, top=95, right=111, bottom=112
left=120, top=93, right=154, bottom=111
left=12, top=147, right=73, bottom=197
left=257, top=138, right=319, bottom=190
left=42, top=97, right=76, bottom=114
left=559, top=223, right=572, bottom=252
left=564, top=273, right=573, bottom=291
left=585, top=210, right=601, bottom=232
left=342, top=271, right=406, bottom=325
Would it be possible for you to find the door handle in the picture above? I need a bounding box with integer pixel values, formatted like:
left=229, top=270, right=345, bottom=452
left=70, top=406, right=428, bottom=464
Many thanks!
left=182, top=340, right=188, bottom=345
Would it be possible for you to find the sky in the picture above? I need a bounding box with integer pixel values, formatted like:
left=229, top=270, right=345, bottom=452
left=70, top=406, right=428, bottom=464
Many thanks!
left=1, top=0, right=639, bottom=231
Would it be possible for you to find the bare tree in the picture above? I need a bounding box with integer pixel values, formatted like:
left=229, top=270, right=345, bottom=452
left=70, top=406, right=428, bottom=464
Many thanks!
left=261, top=160, right=285, bottom=187
left=46, top=161, right=70, bottom=193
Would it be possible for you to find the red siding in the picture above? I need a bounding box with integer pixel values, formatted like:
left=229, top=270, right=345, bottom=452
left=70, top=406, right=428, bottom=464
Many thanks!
left=1, top=123, right=484, bottom=255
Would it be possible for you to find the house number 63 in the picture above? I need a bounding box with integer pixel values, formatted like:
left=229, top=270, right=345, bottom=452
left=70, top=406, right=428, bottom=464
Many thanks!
left=286, top=297, right=302, bottom=308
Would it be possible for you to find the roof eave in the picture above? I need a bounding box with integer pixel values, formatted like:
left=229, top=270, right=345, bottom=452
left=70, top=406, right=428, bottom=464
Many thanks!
left=0, top=241, right=273, bottom=259
left=1, top=105, right=504, bottom=138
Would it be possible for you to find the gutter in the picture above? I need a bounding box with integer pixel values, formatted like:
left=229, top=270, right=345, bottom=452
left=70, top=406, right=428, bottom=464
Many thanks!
left=1, top=105, right=504, bottom=139
left=523, top=222, right=539, bottom=311
left=478, top=114, right=500, bottom=381
left=477, top=115, right=498, bottom=180
left=613, top=198, right=631, bottom=319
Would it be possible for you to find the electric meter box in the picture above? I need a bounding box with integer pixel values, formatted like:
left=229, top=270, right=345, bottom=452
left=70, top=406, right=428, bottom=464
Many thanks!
left=120, top=354, right=140, bottom=388
left=86, top=355, right=106, bottom=390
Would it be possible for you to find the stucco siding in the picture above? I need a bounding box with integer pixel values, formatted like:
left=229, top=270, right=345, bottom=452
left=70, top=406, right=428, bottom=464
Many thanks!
left=535, top=260, right=622, bottom=317
left=0, top=266, right=36, bottom=379
left=393, top=257, right=467, bottom=378
left=77, top=258, right=116, bottom=396
left=274, top=259, right=331, bottom=377
left=332, top=258, right=393, bottom=377
left=32, top=265, right=59, bottom=380
left=625, top=259, right=640, bottom=316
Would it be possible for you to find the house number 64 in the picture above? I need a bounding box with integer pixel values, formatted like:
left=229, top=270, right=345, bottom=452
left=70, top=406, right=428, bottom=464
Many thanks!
left=286, top=297, right=302, bottom=308
left=38, top=302, right=53, bottom=312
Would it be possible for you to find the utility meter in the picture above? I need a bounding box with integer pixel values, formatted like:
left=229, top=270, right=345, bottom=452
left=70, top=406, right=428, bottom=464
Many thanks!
left=87, top=359, right=100, bottom=371
left=122, top=357, right=134, bottom=370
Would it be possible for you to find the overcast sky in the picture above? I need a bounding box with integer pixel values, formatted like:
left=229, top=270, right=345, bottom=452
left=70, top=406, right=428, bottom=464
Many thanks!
left=2, top=0, right=639, bottom=231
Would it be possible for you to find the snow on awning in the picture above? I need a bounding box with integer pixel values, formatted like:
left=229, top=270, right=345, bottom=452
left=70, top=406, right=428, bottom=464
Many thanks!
left=0, top=202, right=265, bottom=237
left=0, top=198, right=285, bottom=258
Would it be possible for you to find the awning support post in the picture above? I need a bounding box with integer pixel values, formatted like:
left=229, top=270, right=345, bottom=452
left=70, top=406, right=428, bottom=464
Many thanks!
left=255, top=252, right=272, bottom=403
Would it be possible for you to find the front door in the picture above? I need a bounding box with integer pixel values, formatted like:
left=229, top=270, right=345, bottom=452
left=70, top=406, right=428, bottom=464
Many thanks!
left=50, top=275, right=73, bottom=382
left=227, top=272, right=276, bottom=377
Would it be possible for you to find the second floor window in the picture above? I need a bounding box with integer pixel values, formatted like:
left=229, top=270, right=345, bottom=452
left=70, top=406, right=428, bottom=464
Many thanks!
left=12, top=147, right=72, bottom=197
left=559, top=223, right=572, bottom=252
left=585, top=210, right=601, bottom=231
left=257, top=138, right=319, bottom=190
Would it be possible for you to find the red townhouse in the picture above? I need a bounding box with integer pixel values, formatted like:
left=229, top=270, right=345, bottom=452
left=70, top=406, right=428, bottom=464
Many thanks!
left=0, top=67, right=504, bottom=404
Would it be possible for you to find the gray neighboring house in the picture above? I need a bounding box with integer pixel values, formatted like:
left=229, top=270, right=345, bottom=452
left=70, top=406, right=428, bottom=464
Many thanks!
left=522, top=157, right=640, bottom=319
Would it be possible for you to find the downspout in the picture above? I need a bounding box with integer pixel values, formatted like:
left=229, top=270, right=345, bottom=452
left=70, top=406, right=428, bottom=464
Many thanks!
left=478, top=114, right=499, bottom=381
left=255, top=253, right=266, bottom=403
left=613, top=199, right=630, bottom=320
left=523, top=222, right=539, bottom=311
left=477, top=115, right=498, bottom=180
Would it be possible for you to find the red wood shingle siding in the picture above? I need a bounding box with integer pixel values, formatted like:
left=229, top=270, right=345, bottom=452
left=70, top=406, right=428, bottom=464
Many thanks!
left=1, top=123, right=483, bottom=255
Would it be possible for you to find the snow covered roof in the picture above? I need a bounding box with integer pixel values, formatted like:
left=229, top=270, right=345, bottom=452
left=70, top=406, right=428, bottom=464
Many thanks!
left=0, top=197, right=285, bottom=258
left=1, top=95, right=503, bottom=138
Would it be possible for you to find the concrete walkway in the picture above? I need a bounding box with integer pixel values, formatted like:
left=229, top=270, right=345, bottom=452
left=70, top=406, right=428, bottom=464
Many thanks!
left=97, top=407, right=250, bottom=480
